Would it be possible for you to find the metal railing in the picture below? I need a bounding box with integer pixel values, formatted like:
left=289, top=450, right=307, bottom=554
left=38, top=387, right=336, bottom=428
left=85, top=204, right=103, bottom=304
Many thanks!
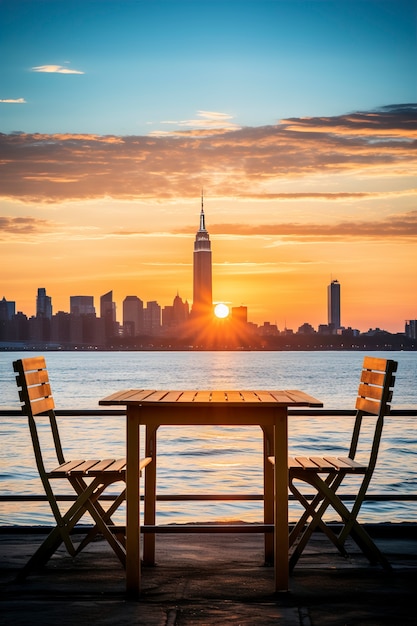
left=1, top=408, right=416, bottom=513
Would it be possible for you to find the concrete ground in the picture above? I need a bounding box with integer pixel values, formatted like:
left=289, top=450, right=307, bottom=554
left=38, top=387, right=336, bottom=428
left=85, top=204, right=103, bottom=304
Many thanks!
left=1, top=526, right=416, bottom=626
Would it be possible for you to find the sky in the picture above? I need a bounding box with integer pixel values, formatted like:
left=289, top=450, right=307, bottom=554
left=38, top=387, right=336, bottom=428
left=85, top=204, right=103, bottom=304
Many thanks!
left=1, top=0, right=416, bottom=333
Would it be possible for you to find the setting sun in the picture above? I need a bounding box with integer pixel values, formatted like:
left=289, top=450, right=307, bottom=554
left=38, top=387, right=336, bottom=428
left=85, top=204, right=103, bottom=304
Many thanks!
left=214, top=303, right=230, bottom=319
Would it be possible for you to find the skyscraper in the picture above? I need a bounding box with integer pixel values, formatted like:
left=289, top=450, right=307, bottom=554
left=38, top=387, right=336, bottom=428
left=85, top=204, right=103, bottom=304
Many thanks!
left=0, top=297, right=15, bottom=321
left=36, top=288, right=52, bottom=319
left=328, top=279, right=341, bottom=330
left=123, top=295, right=143, bottom=336
left=70, top=295, right=96, bottom=316
left=192, top=194, right=212, bottom=318
left=100, top=290, right=116, bottom=339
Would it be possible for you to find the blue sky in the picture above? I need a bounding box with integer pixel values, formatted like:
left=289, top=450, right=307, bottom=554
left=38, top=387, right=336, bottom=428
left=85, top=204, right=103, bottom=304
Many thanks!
left=1, top=0, right=416, bottom=135
left=1, top=1, right=416, bottom=332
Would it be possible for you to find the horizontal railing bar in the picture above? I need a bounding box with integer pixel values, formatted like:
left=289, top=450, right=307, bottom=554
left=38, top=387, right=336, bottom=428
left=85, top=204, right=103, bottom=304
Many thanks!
left=122, top=524, right=275, bottom=534
left=1, top=408, right=417, bottom=417
left=1, top=493, right=416, bottom=502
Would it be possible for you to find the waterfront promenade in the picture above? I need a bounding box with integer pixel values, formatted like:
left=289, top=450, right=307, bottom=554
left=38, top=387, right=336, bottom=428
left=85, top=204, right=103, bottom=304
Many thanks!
left=1, top=524, right=416, bottom=625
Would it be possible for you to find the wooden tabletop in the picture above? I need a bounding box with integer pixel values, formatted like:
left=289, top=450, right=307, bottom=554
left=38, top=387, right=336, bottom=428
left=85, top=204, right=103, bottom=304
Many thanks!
left=99, top=389, right=323, bottom=407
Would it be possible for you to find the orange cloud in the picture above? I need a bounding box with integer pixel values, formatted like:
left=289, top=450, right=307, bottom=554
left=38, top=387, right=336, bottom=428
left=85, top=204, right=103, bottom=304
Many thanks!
left=208, top=211, right=417, bottom=239
left=0, top=105, right=415, bottom=202
left=0, top=215, right=52, bottom=239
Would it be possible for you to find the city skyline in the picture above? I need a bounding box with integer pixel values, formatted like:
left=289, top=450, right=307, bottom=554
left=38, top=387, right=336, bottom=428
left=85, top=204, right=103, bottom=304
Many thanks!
left=0, top=201, right=415, bottom=335
left=1, top=1, right=416, bottom=333
left=0, top=208, right=401, bottom=337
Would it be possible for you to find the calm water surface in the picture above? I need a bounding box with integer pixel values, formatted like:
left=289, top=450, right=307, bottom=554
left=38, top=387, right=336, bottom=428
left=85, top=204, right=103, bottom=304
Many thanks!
left=1, top=350, right=416, bottom=526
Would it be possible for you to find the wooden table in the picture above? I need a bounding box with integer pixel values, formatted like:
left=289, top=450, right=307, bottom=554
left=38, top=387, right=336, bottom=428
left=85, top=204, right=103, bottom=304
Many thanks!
left=99, top=389, right=322, bottom=595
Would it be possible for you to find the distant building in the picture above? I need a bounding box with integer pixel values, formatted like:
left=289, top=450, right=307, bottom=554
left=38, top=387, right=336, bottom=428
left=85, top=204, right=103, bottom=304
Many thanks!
left=123, top=295, right=144, bottom=336
left=405, top=320, right=417, bottom=339
left=231, top=306, right=248, bottom=325
left=100, top=291, right=117, bottom=340
left=328, top=279, right=341, bottom=331
left=258, top=321, right=279, bottom=336
left=192, top=193, right=212, bottom=319
left=36, top=287, right=52, bottom=320
left=162, top=294, right=189, bottom=330
left=298, top=322, right=315, bottom=334
left=144, top=301, right=161, bottom=335
left=70, top=295, right=96, bottom=316
left=0, top=297, right=15, bottom=321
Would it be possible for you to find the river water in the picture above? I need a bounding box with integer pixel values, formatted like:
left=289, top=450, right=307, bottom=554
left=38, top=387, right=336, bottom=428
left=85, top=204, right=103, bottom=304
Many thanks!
left=1, top=350, right=416, bottom=526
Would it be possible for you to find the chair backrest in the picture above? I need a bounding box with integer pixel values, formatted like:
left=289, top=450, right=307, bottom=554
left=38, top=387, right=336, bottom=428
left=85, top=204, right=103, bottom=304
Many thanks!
left=349, top=356, right=398, bottom=465
left=13, top=357, right=66, bottom=476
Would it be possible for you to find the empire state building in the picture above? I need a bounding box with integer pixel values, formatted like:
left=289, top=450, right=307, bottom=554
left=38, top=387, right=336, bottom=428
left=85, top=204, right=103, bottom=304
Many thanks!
left=192, top=194, right=213, bottom=319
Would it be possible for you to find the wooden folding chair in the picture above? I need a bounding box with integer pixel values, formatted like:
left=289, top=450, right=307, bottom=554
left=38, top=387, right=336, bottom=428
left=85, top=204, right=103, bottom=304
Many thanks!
left=13, top=356, right=151, bottom=579
left=284, top=356, right=397, bottom=570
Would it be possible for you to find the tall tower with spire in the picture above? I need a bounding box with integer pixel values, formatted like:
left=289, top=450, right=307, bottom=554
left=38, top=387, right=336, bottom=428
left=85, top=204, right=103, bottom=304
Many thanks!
left=192, top=192, right=213, bottom=319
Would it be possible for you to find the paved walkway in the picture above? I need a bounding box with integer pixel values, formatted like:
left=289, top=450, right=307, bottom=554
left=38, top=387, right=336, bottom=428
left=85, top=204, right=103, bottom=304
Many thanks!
left=1, top=527, right=417, bottom=625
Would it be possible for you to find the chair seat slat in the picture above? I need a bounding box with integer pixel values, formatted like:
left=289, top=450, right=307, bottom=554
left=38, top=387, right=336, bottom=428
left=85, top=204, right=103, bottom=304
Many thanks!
left=293, top=456, right=322, bottom=470
left=336, top=456, right=366, bottom=471
left=101, top=459, right=127, bottom=472
left=308, top=456, right=339, bottom=471
left=86, top=459, right=116, bottom=472
left=323, top=456, right=362, bottom=471
left=50, top=460, right=86, bottom=474
left=68, top=460, right=102, bottom=473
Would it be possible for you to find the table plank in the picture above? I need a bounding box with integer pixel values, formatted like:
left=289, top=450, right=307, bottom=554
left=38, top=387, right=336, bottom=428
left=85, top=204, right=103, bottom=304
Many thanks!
left=157, top=390, right=184, bottom=402
left=193, top=391, right=214, bottom=402
left=177, top=390, right=199, bottom=402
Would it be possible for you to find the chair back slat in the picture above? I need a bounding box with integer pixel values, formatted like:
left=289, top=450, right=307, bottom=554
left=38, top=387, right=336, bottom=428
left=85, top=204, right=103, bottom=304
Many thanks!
left=355, top=396, right=383, bottom=415
left=23, top=368, right=50, bottom=387
left=24, top=395, right=55, bottom=416
left=357, top=382, right=384, bottom=402
left=360, top=370, right=386, bottom=387
left=24, top=381, right=53, bottom=403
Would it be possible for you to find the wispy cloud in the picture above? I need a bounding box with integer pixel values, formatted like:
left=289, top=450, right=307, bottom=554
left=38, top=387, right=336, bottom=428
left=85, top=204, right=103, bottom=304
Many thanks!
left=150, top=110, right=241, bottom=136
left=0, top=216, right=52, bottom=237
left=31, top=64, right=84, bottom=74
left=106, top=210, right=417, bottom=241
left=0, top=98, right=26, bottom=103
left=207, top=210, right=417, bottom=239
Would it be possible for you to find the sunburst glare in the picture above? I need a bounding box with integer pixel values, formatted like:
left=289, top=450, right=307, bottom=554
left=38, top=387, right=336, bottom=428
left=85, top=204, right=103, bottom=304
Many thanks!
left=214, top=303, right=230, bottom=319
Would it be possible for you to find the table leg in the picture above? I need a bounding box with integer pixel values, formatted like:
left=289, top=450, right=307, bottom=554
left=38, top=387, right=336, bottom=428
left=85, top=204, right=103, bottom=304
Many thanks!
left=143, top=424, right=158, bottom=565
left=262, top=425, right=274, bottom=565
left=274, top=408, right=289, bottom=591
left=126, top=406, right=141, bottom=596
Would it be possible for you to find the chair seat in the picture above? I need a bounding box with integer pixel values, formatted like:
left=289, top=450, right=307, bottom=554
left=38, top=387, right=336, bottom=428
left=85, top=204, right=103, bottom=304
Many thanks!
left=49, top=457, right=151, bottom=477
left=289, top=455, right=366, bottom=472
left=268, top=455, right=366, bottom=473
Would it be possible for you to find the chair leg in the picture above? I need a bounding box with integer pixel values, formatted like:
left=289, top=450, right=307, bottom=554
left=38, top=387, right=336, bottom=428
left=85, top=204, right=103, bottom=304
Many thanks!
left=307, top=473, right=392, bottom=571
left=289, top=473, right=348, bottom=571
left=70, top=479, right=127, bottom=567
left=17, top=478, right=126, bottom=579
left=16, top=480, right=101, bottom=580
left=74, top=487, right=126, bottom=555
